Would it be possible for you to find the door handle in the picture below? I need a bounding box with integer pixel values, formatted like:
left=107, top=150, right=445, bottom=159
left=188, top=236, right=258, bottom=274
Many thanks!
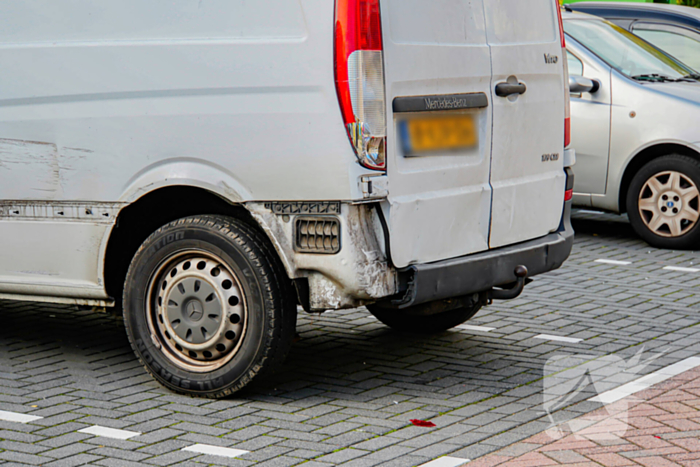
left=495, top=82, right=527, bottom=97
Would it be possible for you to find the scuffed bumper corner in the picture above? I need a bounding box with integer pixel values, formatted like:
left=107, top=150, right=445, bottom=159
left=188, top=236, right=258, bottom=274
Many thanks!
left=246, top=201, right=398, bottom=312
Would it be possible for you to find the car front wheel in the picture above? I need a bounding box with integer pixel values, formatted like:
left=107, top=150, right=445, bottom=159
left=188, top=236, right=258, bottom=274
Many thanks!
left=627, top=155, right=700, bottom=249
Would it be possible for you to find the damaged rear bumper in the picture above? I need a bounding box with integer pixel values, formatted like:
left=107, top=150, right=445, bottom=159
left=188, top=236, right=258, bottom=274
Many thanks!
left=394, top=199, right=574, bottom=309
left=247, top=168, right=574, bottom=312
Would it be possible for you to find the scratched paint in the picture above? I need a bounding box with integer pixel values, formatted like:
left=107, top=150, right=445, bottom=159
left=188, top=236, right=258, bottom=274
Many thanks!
left=0, top=139, right=62, bottom=198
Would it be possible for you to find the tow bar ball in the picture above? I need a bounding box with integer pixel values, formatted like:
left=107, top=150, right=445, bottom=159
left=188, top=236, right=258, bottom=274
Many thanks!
left=489, top=265, right=529, bottom=301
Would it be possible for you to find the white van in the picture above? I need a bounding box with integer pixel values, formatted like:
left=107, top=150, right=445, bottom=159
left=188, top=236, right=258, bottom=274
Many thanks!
left=0, top=0, right=574, bottom=397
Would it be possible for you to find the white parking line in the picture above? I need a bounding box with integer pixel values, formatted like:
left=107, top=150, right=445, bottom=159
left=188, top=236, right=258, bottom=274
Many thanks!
left=0, top=410, right=43, bottom=424
left=456, top=324, right=495, bottom=332
left=595, top=259, right=632, bottom=265
left=418, top=457, right=471, bottom=467
left=78, top=425, right=141, bottom=440
left=182, top=444, right=249, bottom=458
left=663, top=266, right=700, bottom=273
left=590, top=356, right=700, bottom=404
left=534, top=334, right=583, bottom=344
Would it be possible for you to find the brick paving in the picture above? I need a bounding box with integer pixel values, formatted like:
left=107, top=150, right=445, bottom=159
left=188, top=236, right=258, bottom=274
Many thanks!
left=467, top=365, right=700, bottom=467
left=0, top=210, right=699, bottom=466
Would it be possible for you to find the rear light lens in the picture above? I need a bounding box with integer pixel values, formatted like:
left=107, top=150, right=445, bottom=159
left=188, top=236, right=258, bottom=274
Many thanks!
left=565, top=189, right=573, bottom=202
left=556, top=0, right=571, bottom=148
left=334, top=0, right=387, bottom=171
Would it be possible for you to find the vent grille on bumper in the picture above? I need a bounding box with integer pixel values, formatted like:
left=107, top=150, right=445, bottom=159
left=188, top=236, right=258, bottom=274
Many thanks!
left=295, top=217, right=341, bottom=254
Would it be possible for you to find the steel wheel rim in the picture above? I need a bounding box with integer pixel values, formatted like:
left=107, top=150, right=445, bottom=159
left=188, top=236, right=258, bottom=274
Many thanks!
left=638, top=170, right=700, bottom=238
left=145, top=250, right=247, bottom=373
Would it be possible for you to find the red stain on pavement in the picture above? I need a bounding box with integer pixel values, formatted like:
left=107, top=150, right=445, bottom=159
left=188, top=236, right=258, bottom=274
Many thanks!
left=410, top=419, right=436, bottom=428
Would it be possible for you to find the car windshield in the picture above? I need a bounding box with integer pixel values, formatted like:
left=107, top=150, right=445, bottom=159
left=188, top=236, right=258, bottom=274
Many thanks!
left=564, top=18, right=695, bottom=82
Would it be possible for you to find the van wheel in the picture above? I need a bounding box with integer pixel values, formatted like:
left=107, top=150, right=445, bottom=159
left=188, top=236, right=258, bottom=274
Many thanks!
left=627, top=155, right=700, bottom=249
left=123, top=215, right=296, bottom=398
left=367, top=295, right=483, bottom=334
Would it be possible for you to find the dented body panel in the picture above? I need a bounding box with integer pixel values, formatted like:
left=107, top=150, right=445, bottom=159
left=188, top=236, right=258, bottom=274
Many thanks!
left=248, top=202, right=397, bottom=311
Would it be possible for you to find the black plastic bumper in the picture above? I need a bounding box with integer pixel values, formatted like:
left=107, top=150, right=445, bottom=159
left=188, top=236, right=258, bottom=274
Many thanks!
left=394, top=173, right=574, bottom=309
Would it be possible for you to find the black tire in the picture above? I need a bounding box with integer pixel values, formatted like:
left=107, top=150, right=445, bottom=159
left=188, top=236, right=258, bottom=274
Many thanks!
left=123, top=215, right=296, bottom=398
left=627, top=155, right=700, bottom=250
left=367, top=295, right=483, bottom=334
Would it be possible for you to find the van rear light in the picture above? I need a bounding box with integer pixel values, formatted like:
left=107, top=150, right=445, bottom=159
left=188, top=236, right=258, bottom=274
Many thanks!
left=334, top=0, right=387, bottom=171
left=556, top=0, right=571, bottom=148
left=564, top=50, right=571, bottom=147
left=565, top=167, right=574, bottom=201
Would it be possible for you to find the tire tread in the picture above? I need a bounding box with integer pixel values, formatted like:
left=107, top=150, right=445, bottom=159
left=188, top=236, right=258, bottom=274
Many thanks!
left=122, top=214, right=296, bottom=398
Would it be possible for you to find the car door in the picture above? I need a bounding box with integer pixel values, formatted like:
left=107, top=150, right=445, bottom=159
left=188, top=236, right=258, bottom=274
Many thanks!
left=483, top=0, right=567, bottom=249
left=566, top=45, right=613, bottom=196
left=381, top=0, right=494, bottom=268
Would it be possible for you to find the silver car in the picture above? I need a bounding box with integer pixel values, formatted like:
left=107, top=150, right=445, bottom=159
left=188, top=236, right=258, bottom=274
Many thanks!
left=564, top=11, right=700, bottom=249
left=567, top=2, right=700, bottom=72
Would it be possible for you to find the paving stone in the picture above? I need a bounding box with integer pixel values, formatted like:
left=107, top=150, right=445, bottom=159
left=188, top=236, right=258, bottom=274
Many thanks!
left=42, top=443, right=94, bottom=459
left=136, top=439, right=191, bottom=456
left=313, top=448, right=369, bottom=464
left=0, top=440, right=51, bottom=455
left=140, top=451, right=200, bottom=466
left=43, top=454, right=105, bottom=467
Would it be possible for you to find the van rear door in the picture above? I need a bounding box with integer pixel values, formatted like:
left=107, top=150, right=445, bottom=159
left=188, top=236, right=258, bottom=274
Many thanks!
left=381, top=0, right=493, bottom=268
left=484, top=0, right=567, bottom=249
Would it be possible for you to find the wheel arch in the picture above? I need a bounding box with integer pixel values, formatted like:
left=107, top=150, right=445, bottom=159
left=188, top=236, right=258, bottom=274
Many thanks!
left=103, top=185, right=283, bottom=309
left=618, top=143, right=700, bottom=214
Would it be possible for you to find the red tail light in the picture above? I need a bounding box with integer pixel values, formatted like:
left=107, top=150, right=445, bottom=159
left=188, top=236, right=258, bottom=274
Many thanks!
left=334, top=0, right=387, bottom=171
left=565, top=189, right=573, bottom=202
left=556, top=0, right=571, bottom=148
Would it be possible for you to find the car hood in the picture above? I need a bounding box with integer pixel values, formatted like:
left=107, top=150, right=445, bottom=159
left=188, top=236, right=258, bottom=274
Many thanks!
left=645, top=81, right=700, bottom=104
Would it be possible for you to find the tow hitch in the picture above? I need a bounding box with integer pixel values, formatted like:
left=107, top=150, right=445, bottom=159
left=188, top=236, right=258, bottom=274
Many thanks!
left=488, top=265, right=530, bottom=302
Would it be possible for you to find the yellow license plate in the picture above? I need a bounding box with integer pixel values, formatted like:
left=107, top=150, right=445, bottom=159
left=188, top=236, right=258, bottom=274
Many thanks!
left=400, top=114, right=477, bottom=155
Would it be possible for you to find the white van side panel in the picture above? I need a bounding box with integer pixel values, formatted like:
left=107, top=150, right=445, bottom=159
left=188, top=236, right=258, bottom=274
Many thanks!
left=0, top=0, right=365, bottom=203
left=0, top=1, right=308, bottom=43
left=0, top=220, right=111, bottom=300
left=382, top=0, right=494, bottom=268
left=0, top=0, right=367, bottom=298
left=484, top=0, right=567, bottom=249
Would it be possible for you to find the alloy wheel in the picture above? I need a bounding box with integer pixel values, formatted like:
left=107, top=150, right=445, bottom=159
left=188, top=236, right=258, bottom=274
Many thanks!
left=638, top=170, right=700, bottom=238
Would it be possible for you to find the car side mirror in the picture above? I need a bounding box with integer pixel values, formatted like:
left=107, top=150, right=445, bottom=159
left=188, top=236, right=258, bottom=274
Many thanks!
left=569, top=75, right=600, bottom=94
